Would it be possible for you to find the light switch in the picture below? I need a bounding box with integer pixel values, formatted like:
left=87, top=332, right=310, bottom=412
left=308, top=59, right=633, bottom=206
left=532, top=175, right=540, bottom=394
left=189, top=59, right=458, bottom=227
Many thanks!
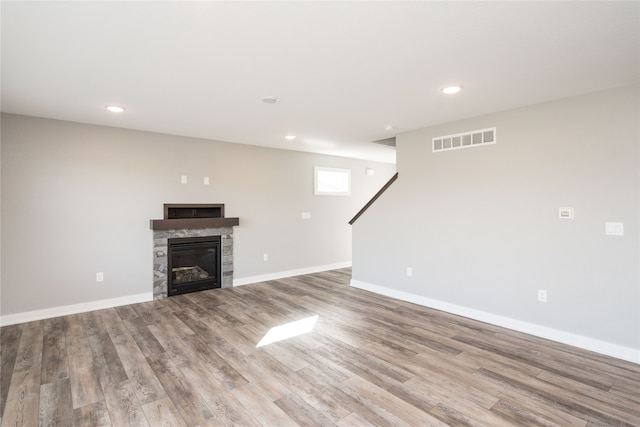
left=301, top=212, right=311, bottom=220
left=203, top=177, right=210, bottom=185
left=605, top=222, right=624, bottom=236
left=181, top=175, right=188, bottom=184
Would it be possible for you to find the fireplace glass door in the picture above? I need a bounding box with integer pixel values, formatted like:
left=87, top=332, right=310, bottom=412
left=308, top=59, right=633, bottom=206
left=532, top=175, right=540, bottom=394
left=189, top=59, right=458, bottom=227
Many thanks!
left=168, top=236, right=221, bottom=296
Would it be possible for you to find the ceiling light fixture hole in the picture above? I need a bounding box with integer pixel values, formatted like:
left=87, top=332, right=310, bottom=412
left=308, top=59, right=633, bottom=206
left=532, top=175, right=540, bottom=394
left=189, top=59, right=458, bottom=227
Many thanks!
left=106, top=105, right=125, bottom=113
left=441, top=86, right=462, bottom=95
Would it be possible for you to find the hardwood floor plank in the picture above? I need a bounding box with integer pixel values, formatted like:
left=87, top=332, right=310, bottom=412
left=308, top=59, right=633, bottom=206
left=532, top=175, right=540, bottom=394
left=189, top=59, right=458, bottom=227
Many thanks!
left=147, top=321, right=196, bottom=368
left=65, top=314, right=93, bottom=359
left=172, top=310, right=231, bottom=343
left=101, top=309, right=166, bottom=405
left=73, top=401, right=112, bottom=426
left=454, top=333, right=612, bottom=391
left=68, top=354, right=104, bottom=409
left=132, top=300, right=176, bottom=326
left=478, top=367, right=637, bottom=426
left=295, top=363, right=353, bottom=393
left=230, top=382, right=299, bottom=427
left=286, top=341, right=355, bottom=383
left=493, top=328, right=640, bottom=381
left=214, top=345, right=292, bottom=401
left=489, top=398, right=587, bottom=427
left=215, top=323, right=264, bottom=356
left=87, top=331, right=129, bottom=389
left=180, top=333, right=249, bottom=390
left=102, top=379, right=149, bottom=427
left=536, top=369, right=640, bottom=412
left=0, top=394, right=39, bottom=427
left=342, top=374, right=448, bottom=427
left=146, top=353, right=214, bottom=426
left=336, top=412, right=377, bottom=427
left=314, top=335, right=415, bottom=384
left=274, top=393, right=335, bottom=427
left=141, top=397, right=188, bottom=427
left=2, top=321, right=43, bottom=427
left=169, top=293, right=210, bottom=318
left=40, top=317, right=70, bottom=385
left=259, top=341, right=311, bottom=372
left=11, top=321, right=43, bottom=374
left=331, top=382, right=414, bottom=427
left=2, top=268, right=639, bottom=426
left=309, top=385, right=385, bottom=426
left=38, top=378, right=73, bottom=427
left=492, top=364, right=640, bottom=424
left=82, top=310, right=108, bottom=337
left=180, top=364, right=263, bottom=427
left=243, top=347, right=319, bottom=398
left=113, top=304, right=139, bottom=321
left=122, top=317, right=165, bottom=357
left=0, top=324, right=22, bottom=416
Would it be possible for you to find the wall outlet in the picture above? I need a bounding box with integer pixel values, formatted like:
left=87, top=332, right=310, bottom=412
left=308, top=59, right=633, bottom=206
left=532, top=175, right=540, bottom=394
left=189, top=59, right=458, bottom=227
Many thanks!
left=406, top=267, right=412, bottom=277
left=538, top=289, right=547, bottom=303
left=96, top=272, right=104, bottom=282
left=301, top=212, right=311, bottom=220
left=263, top=253, right=268, bottom=261
left=181, top=175, right=188, bottom=184
left=203, top=176, right=210, bottom=185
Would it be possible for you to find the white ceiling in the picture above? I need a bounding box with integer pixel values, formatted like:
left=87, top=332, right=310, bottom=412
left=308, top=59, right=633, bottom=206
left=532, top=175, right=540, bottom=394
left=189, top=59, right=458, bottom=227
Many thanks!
left=2, top=1, right=638, bottom=164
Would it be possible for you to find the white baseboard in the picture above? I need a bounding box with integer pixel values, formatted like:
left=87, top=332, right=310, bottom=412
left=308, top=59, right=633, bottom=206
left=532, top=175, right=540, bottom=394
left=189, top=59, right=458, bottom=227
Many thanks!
left=350, top=279, right=640, bottom=365
left=0, top=293, right=153, bottom=326
left=234, top=261, right=352, bottom=287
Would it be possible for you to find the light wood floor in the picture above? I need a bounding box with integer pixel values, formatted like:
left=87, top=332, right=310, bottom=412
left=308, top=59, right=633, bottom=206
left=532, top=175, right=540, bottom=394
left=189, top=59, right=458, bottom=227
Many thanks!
left=1, top=268, right=639, bottom=426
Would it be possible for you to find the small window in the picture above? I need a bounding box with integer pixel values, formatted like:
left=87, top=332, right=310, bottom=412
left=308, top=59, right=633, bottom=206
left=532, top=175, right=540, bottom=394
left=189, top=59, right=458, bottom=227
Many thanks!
left=314, top=166, right=351, bottom=196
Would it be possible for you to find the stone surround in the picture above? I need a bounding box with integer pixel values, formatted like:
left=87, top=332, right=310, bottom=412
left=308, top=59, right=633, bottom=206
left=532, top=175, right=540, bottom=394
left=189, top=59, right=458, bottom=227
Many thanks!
left=153, top=227, right=234, bottom=299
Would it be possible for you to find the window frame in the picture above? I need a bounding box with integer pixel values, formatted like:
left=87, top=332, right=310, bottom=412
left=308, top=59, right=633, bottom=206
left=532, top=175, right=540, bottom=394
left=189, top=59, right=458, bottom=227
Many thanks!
left=314, top=166, right=352, bottom=196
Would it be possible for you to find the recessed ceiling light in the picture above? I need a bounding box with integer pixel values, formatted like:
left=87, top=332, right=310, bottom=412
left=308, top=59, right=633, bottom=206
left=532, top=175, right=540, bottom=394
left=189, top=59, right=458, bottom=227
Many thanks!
left=261, top=96, right=280, bottom=104
left=441, top=86, right=462, bottom=95
left=106, top=105, right=125, bottom=113
left=285, top=135, right=296, bottom=141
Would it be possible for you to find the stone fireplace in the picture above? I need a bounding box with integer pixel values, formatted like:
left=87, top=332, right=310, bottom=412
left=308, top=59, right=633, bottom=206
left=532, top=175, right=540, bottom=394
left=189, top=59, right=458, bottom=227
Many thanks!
left=151, top=204, right=239, bottom=299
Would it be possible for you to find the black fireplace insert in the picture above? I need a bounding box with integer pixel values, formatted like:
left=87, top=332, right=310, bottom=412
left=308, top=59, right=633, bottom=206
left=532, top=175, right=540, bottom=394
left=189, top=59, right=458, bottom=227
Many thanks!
left=167, top=236, right=221, bottom=296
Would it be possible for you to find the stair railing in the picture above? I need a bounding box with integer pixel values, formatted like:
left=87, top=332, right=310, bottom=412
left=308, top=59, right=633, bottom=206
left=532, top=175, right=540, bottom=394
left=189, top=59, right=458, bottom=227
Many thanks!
left=349, top=172, right=398, bottom=225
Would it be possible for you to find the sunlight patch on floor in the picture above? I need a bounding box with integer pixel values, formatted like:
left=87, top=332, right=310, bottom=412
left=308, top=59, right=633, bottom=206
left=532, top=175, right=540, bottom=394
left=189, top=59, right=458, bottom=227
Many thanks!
left=256, top=315, right=319, bottom=348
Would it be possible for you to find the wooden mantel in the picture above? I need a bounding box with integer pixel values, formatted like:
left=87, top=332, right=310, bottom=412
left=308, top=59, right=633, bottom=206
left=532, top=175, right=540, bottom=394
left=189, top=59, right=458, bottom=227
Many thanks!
left=150, top=203, right=239, bottom=230
left=150, top=217, right=239, bottom=230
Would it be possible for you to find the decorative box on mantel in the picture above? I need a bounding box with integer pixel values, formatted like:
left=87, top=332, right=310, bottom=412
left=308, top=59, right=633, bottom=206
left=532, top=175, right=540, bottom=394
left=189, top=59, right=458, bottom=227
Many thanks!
left=151, top=204, right=239, bottom=299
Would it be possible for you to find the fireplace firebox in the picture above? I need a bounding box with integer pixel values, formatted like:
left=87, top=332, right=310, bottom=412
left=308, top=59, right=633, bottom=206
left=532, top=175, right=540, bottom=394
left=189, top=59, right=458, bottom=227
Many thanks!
left=168, top=236, right=221, bottom=296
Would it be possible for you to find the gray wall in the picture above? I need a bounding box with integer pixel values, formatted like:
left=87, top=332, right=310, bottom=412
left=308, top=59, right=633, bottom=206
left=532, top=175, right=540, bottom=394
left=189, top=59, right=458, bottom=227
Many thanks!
left=352, top=85, right=639, bottom=353
left=1, top=114, right=395, bottom=316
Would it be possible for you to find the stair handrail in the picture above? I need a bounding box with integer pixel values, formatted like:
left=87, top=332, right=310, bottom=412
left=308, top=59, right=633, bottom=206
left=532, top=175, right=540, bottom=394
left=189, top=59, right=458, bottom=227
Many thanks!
left=349, top=172, right=398, bottom=225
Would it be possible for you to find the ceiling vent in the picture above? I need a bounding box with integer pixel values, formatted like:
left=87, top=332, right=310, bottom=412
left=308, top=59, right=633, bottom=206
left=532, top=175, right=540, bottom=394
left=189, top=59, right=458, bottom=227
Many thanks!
left=432, top=127, right=496, bottom=153
left=372, top=136, right=396, bottom=147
